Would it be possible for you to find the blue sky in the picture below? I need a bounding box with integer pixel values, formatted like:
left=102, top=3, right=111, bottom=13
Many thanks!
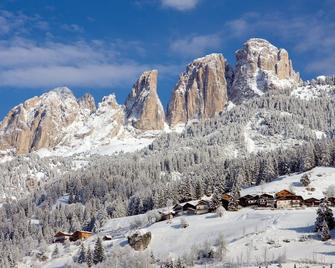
left=0, top=0, right=334, bottom=120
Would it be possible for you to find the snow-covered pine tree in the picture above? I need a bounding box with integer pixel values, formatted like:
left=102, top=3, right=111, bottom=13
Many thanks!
left=315, top=200, right=335, bottom=232
left=86, top=247, right=93, bottom=267
left=321, top=220, right=331, bottom=241
left=93, top=237, right=105, bottom=264
left=324, top=202, right=335, bottom=230
left=211, top=189, right=222, bottom=209
left=216, top=205, right=226, bottom=218
left=300, top=174, right=311, bottom=187
left=52, top=245, right=59, bottom=258
left=77, top=244, right=86, bottom=264
left=194, top=180, right=203, bottom=200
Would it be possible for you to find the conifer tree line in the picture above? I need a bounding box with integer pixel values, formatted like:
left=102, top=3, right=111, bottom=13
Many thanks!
left=2, top=92, right=335, bottom=264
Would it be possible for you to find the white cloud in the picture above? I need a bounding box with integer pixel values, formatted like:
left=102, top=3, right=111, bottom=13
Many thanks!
left=170, top=33, right=221, bottom=57
left=0, top=63, right=146, bottom=88
left=0, top=38, right=179, bottom=89
left=161, top=0, right=199, bottom=11
left=0, top=9, right=180, bottom=89
left=0, top=9, right=49, bottom=36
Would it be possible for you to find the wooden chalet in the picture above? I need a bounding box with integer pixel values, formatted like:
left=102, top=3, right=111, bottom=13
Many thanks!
left=304, top=197, right=321, bottom=207
left=159, top=210, right=174, bottom=221
left=239, top=194, right=259, bottom=207
left=182, top=202, right=197, bottom=214
left=327, top=197, right=335, bottom=206
left=275, top=190, right=303, bottom=208
left=258, top=193, right=275, bottom=207
left=221, top=193, right=239, bottom=211
left=54, top=231, right=72, bottom=243
left=222, top=193, right=233, bottom=208
left=172, top=204, right=183, bottom=216
left=70, top=231, right=93, bottom=241
left=195, top=200, right=211, bottom=215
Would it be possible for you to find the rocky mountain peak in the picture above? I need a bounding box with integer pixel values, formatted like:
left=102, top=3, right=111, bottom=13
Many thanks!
left=167, top=53, right=229, bottom=126
left=125, top=70, right=165, bottom=130
left=0, top=87, right=81, bottom=154
left=231, top=38, right=300, bottom=102
left=78, top=93, right=96, bottom=114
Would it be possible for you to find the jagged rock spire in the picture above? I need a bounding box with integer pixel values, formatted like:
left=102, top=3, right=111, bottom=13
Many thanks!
left=125, top=70, right=165, bottom=130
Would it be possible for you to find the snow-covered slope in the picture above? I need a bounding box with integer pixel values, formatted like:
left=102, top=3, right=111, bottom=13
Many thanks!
left=291, top=76, right=335, bottom=100
left=36, top=94, right=161, bottom=157
left=22, top=167, right=335, bottom=267
left=242, top=166, right=335, bottom=199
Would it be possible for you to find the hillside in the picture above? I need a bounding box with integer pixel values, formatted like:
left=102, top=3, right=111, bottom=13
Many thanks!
left=20, top=167, right=335, bottom=267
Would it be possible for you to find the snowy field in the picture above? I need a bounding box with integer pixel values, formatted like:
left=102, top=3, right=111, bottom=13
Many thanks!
left=20, top=167, right=335, bottom=267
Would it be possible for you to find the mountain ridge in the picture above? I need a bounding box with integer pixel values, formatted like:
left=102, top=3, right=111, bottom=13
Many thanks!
left=0, top=38, right=333, bottom=158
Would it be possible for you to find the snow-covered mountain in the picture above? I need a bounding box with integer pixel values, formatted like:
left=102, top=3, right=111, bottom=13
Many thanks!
left=0, top=38, right=333, bottom=161
left=230, top=38, right=301, bottom=102
left=291, top=76, right=335, bottom=100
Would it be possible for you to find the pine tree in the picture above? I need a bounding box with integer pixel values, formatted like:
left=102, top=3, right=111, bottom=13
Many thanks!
left=86, top=247, right=93, bottom=268
left=321, top=220, right=331, bottom=241
left=195, top=180, right=203, bottom=199
left=77, top=244, right=86, bottom=264
left=175, top=257, right=184, bottom=268
left=211, top=189, right=222, bottom=209
left=52, top=245, right=59, bottom=258
left=93, top=237, right=105, bottom=264
left=315, top=200, right=335, bottom=232
left=300, top=174, right=311, bottom=187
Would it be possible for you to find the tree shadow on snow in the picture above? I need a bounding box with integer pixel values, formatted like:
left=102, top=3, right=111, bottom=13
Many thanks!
left=171, top=224, right=182, bottom=229
left=119, top=240, right=129, bottom=247
left=316, top=251, right=335, bottom=256
left=205, top=214, right=218, bottom=219
left=282, top=225, right=314, bottom=233
left=291, top=181, right=303, bottom=187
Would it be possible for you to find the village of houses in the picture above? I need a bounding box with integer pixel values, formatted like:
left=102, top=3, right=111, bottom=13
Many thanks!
left=53, top=185, right=333, bottom=244
left=41, top=168, right=335, bottom=267
left=158, top=188, right=331, bottom=222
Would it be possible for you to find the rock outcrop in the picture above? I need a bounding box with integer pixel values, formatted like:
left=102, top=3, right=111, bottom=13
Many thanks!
left=56, top=94, right=125, bottom=151
left=125, top=70, right=165, bottom=130
left=0, top=87, right=81, bottom=154
left=167, top=53, right=229, bottom=126
left=230, top=38, right=300, bottom=102
left=78, top=93, right=96, bottom=114
left=127, top=230, right=152, bottom=251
